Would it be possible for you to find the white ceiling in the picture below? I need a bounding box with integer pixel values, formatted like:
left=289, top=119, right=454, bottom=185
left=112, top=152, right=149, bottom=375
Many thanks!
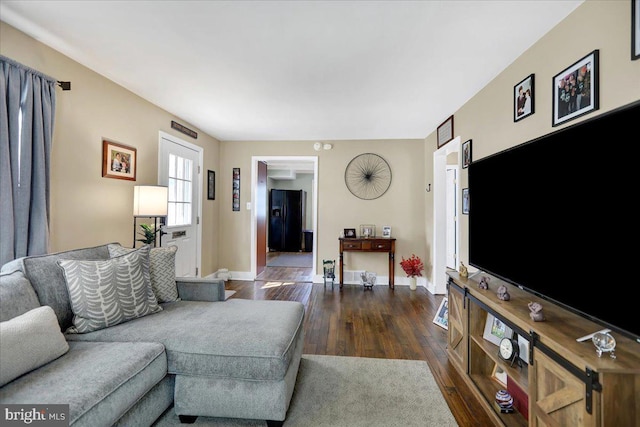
left=0, top=1, right=583, bottom=142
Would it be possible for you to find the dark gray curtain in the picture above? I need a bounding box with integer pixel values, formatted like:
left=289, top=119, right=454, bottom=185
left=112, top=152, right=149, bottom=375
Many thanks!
left=1, top=55, right=56, bottom=266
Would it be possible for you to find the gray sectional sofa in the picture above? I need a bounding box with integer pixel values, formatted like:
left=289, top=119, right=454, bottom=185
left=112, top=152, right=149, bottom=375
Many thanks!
left=0, top=243, right=305, bottom=426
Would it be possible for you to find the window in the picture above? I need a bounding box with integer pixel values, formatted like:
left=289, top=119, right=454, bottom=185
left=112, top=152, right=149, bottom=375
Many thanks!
left=167, top=153, right=193, bottom=226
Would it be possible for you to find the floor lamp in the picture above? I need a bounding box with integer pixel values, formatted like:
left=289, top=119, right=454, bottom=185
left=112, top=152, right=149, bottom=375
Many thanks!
left=133, top=185, right=168, bottom=248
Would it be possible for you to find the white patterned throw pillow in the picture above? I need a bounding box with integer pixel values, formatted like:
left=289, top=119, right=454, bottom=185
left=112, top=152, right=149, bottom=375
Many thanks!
left=107, top=244, right=179, bottom=303
left=58, top=245, right=162, bottom=333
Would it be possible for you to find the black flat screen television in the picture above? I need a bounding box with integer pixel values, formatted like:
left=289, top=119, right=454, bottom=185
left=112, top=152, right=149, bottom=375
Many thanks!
left=468, top=100, right=640, bottom=343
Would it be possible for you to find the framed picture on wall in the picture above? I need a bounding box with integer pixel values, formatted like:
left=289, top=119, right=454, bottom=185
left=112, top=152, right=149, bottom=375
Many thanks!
left=552, top=50, right=599, bottom=127
left=633, top=0, right=640, bottom=60
left=437, top=115, right=454, bottom=148
left=207, top=170, right=215, bottom=200
left=462, top=188, right=470, bottom=214
left=514, top=74, right=535, bottom=122
left=462, top=139, right=472, bottom=169
left=232, top=168, right=240, bottom=211
left=102, top=139, right=136, bottom=181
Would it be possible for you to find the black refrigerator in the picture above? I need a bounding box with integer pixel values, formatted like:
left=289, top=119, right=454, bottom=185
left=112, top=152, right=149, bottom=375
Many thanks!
left=269, top=189, right=306, bottom=252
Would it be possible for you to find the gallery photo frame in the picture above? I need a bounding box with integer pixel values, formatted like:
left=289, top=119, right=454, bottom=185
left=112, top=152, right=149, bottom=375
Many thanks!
left=462, top=139, right=472, bottom=169
left=552, top=50, right=599, bottom=127
left=462, top=188, right=470, bottom=215
left=207, top=170, right=215, bottom=200
left=514, top=74, right=535, bottom=122
left=633, top=0, right=640, bottom=60
left=102, top=139, right=136, bottom=181
left=483, top=313, right=514, bottom=346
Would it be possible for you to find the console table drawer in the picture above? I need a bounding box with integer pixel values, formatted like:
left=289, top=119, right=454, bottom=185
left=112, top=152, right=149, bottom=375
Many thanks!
left=370, top=241, right=391, bottom=250
left=342, top=241, right=362, bottom=250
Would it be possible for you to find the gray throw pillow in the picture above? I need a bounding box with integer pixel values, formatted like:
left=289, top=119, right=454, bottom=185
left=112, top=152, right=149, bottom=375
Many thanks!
left=107, top=244, right=179, bottom=303
left=0, top=306, right=70, bottom=386
left=58, top=245, right=162, bottom=333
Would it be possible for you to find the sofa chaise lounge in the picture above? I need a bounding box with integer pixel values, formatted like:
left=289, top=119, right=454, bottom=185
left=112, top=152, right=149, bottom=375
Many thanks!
left=0, top=243, right=305, bottom=426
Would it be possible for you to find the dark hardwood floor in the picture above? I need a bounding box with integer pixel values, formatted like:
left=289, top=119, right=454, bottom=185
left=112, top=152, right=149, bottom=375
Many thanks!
left=224, top=267, right=494, bottom=427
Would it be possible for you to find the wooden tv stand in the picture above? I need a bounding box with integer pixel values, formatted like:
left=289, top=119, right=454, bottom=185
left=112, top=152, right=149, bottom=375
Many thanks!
left=339, top=237, right=396, bottom=289
left=446, top=271, right=640, bottom=427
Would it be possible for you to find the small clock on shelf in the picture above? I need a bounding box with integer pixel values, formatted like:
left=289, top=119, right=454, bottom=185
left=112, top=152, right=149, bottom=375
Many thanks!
left=498, top=337, right=521, bottom=367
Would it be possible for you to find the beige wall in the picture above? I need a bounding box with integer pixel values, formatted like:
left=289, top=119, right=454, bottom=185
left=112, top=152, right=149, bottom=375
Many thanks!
left=218, top=139, right=426, bottom=279
left=2, top=0, right=638, bottom=285
left=424, top=0, right=640, bottom=272
left=0, top=22, right=222, bottom=276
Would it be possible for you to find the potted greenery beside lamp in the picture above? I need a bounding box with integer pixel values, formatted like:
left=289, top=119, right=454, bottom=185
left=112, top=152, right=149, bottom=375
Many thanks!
left=400, top=254, right=424, bottom=290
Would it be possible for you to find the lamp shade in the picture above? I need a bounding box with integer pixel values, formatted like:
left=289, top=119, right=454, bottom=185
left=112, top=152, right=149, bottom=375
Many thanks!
left=133, top=185, right=168, bottom=217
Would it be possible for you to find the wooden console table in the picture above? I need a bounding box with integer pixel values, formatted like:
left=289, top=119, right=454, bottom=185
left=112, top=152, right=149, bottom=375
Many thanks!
left=339, top=237, right=396, bottom=289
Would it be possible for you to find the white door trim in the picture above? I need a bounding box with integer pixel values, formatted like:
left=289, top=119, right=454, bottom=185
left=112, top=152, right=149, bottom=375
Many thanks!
left=250, top=156, right=318, bottom=279
left=158, top=130, right=203, bottom=277
left=432, top=136, right=461, bottom=294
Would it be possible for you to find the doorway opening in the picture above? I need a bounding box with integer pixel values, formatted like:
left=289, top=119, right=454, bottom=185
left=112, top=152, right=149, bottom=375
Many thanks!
left=250, top=156, right=318, bottom=282
left=432, top=137, right=461, bottom=294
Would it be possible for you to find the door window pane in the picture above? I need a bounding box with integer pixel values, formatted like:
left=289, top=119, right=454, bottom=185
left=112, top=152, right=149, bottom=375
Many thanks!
left=167, top=154, right=193, bottom=227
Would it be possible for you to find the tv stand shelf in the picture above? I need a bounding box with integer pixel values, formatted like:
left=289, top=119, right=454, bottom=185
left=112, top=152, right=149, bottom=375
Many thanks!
left=446, top=271, right=640, bottom=427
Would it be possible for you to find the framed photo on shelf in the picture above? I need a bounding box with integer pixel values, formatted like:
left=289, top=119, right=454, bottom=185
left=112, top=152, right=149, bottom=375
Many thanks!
left=343, top=228, right=356, bottom=238
left=483, top=313, right=513, bottom=346
left=514, top=74, right=535, bottom=122
left=633, top=0, right=640, bottom=60
left=462, top=188, right=470, bottom=215
left=359, top=224, right=375, bottom=238
left=382, top=226, right=392, bottom=238
left=433, top=297, right=449, bottom=330
left=437, top=115, right=454, bottom=148
left=207, top=170, right=215, bottom=200
left=102, top=139, right=136, bottom=181
left=552, top=50, right=599, bottom=127
left=462, top=139, right=472, bottom=169
left=491, top=364, right=508, bottom=388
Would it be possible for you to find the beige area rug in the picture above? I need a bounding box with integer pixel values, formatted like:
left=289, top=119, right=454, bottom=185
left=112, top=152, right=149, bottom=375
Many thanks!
left=154, top=354, right=458, bottom=426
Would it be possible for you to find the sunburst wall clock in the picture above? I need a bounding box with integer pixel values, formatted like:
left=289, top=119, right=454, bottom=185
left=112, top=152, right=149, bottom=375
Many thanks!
left=344, top=153, right=392, bottom=200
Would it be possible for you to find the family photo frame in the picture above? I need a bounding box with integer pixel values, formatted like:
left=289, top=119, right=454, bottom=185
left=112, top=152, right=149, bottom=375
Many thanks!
left=514, top=74, right=535, bottom=122
left=343, top=228, right=356, bottom=238
left=462, top=139, right=472, bottom=169
left=552, top=50, right=599, bottom=127
left=207, top=170, right=215, bottom=200
left=102, top=139, right=136, bottom=181
left=462, top=188, right=469, bottom=215
left=483, top=313, right=513, bottom=346
left=633, top=0, right=639, bottom=60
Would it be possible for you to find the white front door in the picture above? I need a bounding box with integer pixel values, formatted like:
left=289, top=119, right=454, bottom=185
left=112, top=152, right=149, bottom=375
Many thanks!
left=158, top=131, right=202, bottom=277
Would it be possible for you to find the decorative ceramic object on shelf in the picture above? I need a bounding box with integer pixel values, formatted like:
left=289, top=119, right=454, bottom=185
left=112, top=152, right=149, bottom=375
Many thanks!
left=497, top=285, right=510, bottom=301
left=478, top=276, right=490, bottom=290
left=495, top=389, right=514, bottom=413
left=592, top=332, right=616, bottom=359
left=528, top=302, right=545, bottom=322
left=459, top=262, right=468, bottom=278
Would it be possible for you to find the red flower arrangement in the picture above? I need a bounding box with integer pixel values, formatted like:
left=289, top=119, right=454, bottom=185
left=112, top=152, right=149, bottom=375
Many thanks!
left=400, top=254, right=424, bottom=278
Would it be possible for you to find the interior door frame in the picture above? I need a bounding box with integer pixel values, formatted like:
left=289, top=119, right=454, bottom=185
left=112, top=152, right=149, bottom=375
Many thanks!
left=432, top=136, right=461, bottom=294
left=158, top=130, right=203, bottom=276
left=251, top=156, right=318, bottom=279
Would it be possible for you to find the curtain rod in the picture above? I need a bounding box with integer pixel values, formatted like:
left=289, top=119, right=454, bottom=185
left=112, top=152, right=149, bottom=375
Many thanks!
left=1, top=55, right=71, bottom=91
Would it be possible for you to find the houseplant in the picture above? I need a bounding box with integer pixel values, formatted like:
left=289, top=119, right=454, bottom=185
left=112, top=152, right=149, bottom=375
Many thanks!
left=400, top=254, right=424, bottom=290
left=137, top=223, right=157, bottom=245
